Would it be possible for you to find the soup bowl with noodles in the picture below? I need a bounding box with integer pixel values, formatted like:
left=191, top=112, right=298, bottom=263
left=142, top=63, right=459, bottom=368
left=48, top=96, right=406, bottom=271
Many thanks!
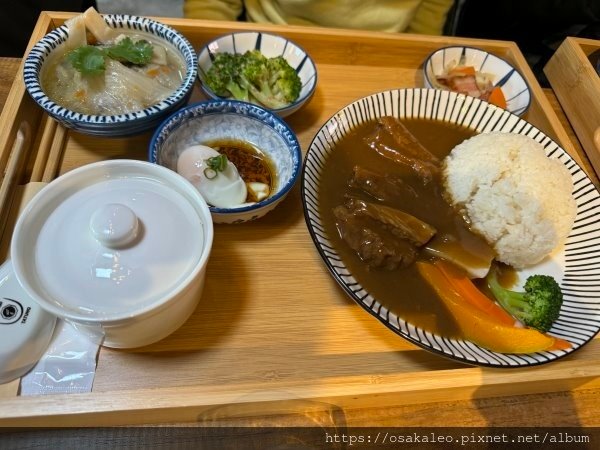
left=23, top=8, right=197, bottom=137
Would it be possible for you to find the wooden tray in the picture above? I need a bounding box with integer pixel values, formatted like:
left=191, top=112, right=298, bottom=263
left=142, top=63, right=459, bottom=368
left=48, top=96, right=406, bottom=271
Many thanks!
left=0, top=13, right=599, bottom=427
left=545, top=37, right=600, bottom=177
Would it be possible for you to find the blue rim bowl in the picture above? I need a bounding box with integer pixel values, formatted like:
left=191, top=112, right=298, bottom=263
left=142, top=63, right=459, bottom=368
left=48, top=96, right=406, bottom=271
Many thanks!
left=23, top=14, right=198, bottom=137
left=149, top=99, right=302, bottom=223
left=197, top=31, right=317, bottom=118
left=422, top=45, right=531, bottom=116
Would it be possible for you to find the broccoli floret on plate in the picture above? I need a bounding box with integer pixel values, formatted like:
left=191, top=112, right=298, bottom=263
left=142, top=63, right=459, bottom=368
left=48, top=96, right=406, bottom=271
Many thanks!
left=486, top=270, right=563, bottom=333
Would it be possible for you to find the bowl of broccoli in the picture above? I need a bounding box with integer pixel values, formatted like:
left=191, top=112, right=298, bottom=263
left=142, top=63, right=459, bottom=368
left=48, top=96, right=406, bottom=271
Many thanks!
left=197, top=31, right=317, bottom=118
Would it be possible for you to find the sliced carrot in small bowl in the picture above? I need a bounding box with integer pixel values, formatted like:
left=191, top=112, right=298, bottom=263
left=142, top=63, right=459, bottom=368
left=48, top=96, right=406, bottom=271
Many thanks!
left=488, top=86, right=507, bottom=109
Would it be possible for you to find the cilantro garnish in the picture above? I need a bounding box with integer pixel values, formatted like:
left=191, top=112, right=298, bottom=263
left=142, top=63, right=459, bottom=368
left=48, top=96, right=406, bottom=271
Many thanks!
left=66, top=46, right=106, bottom=76
left=106, top=38, right=154, bottom=65
left=66, top=37, right=154, bottom=76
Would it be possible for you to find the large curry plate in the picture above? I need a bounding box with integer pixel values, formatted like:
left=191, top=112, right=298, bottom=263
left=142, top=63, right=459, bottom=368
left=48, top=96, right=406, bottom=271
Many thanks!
left=301, top=88, right=600, bottom=367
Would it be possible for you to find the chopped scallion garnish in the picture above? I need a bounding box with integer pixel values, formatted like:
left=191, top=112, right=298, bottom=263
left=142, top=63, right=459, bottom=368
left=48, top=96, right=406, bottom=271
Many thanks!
left=204, top=154, right=228, bottom=179
left=203, top=168, right=217, bottom=179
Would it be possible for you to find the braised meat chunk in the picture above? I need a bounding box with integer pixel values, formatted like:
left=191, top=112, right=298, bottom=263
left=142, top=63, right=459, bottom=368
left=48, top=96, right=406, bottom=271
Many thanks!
left=378, top=117, right=439, bottom=164
left=344, top=197, right=436, bottom=246
left=333, top=206, right=417, bottom=270
left=333, top=197, right=436, bottom=271
left=364, top=116, right=440, bottom=182
left=348, top=165, right=417, bottom=202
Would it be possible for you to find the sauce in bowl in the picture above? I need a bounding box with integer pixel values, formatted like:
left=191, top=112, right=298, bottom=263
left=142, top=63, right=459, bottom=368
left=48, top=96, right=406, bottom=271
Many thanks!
left=206, top=138, right=276, bottom=203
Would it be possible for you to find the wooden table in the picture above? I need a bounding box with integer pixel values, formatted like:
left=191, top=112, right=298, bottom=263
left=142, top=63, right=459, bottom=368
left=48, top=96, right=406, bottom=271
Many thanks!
left=1, top=53, right=600, bottom=428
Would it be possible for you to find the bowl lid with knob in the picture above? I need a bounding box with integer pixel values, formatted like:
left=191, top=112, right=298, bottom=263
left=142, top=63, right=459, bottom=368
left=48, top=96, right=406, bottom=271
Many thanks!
left=11, top=160, right=213, bottom=324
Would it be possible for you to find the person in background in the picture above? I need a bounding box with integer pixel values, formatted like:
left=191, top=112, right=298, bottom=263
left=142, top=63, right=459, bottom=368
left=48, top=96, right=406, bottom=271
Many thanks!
left=183, top=0, right=600, bottom=87
left=0, top=0, right=97, bottom=57
left=183, top=0, right=454, bottom=36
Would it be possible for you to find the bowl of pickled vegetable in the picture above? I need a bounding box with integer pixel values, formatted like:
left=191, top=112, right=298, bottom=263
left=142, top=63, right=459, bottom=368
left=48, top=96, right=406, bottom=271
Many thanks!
left=423, top=46, right=531, bottom=116
left=23, top=7, right=197, bottom=137
left=197, top=31, right=317, bottom=118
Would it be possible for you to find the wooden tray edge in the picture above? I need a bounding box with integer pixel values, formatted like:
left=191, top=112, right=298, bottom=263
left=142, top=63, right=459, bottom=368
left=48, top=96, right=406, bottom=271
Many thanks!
left=0, top=14, right=595, bottom=424
left=545, top=37, right=600, bottom=177
left=2, top=359, right=600, bottom=426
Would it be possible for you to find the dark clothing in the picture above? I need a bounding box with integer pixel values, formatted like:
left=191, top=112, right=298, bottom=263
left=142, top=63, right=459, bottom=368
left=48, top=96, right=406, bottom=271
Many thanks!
left=0, top=0, right=97, bottom=57
left=445, top=0, right=600, bottom=86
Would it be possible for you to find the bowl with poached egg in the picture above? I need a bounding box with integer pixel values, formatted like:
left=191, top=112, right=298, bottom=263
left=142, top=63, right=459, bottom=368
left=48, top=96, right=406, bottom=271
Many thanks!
left=149, top=100, right=301, bottom=224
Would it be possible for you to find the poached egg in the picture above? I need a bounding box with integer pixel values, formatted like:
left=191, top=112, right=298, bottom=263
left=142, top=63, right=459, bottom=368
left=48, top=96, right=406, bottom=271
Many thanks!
left=176, top=144, right=247, bottom=207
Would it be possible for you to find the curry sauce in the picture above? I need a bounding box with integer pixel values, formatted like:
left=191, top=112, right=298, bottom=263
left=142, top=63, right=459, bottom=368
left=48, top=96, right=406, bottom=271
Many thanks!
left=318, top=118, right=492, bottom=338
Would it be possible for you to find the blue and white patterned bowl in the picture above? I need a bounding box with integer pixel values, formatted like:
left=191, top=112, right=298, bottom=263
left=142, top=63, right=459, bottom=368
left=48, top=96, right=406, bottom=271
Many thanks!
left=149, top=100, right=301, bottom=224
left=302, top=88, right=600, bottom=367
left=423, top=46, right=531, bottom=116
left=197, top=31, right=317, bottom=118
left=23, top=14, right=197, bottom=137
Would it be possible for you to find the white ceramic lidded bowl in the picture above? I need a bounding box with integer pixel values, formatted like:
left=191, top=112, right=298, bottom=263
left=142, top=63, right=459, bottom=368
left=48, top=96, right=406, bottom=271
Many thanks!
left=10, top=160, right=213, bottom=348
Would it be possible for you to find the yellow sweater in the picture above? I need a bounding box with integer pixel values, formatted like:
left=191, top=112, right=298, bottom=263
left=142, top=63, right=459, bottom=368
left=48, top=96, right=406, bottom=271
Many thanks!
left=184, top=0, right=454, bottom=35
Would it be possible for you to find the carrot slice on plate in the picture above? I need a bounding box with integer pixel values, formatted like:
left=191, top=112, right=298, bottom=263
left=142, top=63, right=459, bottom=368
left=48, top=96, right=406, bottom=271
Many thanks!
left=433, top=260, right=516, bottom=326
left=417, top=262, right=562, bottom=354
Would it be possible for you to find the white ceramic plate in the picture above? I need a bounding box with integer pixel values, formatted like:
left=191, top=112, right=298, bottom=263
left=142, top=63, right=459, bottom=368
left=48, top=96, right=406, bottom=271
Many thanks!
left=301, top=88, right=600, bottom=367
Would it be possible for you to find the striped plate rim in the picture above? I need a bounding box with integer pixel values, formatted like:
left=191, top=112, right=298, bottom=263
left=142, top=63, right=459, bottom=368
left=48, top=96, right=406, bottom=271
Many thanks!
left=301, top=88, right=600, bottom=368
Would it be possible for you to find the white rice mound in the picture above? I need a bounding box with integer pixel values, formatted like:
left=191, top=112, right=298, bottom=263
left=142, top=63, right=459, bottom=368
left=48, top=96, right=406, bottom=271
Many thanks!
left=443, top=132, right=577, bottom=269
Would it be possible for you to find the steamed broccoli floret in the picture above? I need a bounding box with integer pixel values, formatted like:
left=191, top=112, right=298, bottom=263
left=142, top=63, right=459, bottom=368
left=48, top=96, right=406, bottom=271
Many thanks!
left=204, top=53, right=249, bottom=102
left=204, top=50, right=301, bottom=109
left=268, top=56, right=302, bottom=104
left=486, top=270, right=563, bottom=333
left=239, top=50, right=287, bottom=109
